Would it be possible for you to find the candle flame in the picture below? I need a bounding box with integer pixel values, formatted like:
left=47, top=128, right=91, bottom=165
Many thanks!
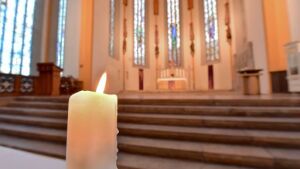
left=96, top=72, right=107, bottom=93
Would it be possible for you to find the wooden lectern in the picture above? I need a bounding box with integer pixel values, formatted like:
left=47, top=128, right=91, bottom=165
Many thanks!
left=37, top=63, right=63, bottom=96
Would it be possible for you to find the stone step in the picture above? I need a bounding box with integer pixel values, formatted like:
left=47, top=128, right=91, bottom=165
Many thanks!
left=14, top=96, right=300, bottom=107
left=16, top=96, right=69, bottom=103
left=7, top=101, right=68, bottom=111
left=0, top=107, right=67, bottom=119
left=119, top=105, right=300, bottom=117
left=0, top=123, right=66, bottom=144
left=118, top=123, right=300, bottom=148
left=118, top=98, right=300, bottom=107
left=0, top=134, right=252, bottom=169
left=3, top=114, right=299, bottom=149
left=118, top=136, right=300, bottom=169
left=117, top=153, right=252, bottom=169
left=0, top=114, right=67, bottom=129
left=0, top=135, right=66, bottom=159
left=119, top=113, right=300, bottom=131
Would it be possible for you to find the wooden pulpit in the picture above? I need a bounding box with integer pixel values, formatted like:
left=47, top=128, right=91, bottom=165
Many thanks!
left=37, top=63, right=63, bottom=96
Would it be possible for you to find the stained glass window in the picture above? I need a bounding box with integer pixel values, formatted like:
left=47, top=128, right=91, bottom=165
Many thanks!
left=204, top=0, right=219, bottom=62
left=109, top=0, right=115, bottom=57
left=0, top=0, right=36, bottom=76
left=167, top=0, right=181, bottom=66
left=134, top=0, right=146, bottom=66
left=56, top=0, right=67, bottom=68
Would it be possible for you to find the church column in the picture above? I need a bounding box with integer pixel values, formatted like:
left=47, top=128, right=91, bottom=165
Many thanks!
left=64, top=0, right=81, bottom=78
left=230, top=0, right=247, bottom=92
left=78, top=0, right=94, bottom=90
left=30, top=0, right=47, bottom=75
left=47, top=0, right=60, bottom=64
left=64, top=0, right=94, bottom=90
left=31, top=0, right=57, bottom=75
left=286, top=0, right=300, bottom=41
left=243, top=0, right=270, bottom=94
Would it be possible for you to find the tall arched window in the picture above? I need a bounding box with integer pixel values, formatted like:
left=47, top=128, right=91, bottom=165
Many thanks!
left=204, top=0, right=219, bottom=62
left=0, top=0, right=36, bottom=75
left=109, top=0, right=115, bottom=58
left=133, top=0, right=146, bottom=66
left=56, top=0, right=67, bottom=68
left=167, top=0, right=181, bottom=66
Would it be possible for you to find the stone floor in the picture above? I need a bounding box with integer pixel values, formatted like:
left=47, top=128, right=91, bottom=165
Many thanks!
left=0, top=146, right=65, bottom=169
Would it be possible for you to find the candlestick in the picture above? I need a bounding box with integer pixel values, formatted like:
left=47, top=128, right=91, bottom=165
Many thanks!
left=66, top=73, right=118, bottom=169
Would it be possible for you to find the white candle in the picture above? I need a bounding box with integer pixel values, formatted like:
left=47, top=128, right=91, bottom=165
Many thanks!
left=66, top=73, right=118, bottom=169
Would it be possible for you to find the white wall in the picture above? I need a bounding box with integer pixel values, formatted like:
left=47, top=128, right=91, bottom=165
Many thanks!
left=286, top=0, right=300, bottom=42
left=243, top=0, right=271, bottom=94
left=92, top=0, right=123, bottom=93
left=63, top=0, right=81, bottom=77
left=95, top=0, right=235, bottom=92
left=212, top=0, right=233, bottom=91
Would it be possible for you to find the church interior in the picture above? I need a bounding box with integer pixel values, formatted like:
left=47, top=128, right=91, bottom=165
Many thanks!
left=0, top=0, right=300, bottom=168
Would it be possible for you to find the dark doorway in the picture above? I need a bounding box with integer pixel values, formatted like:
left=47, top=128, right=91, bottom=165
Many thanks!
left=139, top=69, right=144, bottom=91
left=208, top=65, right=214, bottom=90
left=271, top=71, right=288, bottom=93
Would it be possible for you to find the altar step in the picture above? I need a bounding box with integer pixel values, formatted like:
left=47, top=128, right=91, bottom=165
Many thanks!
left=0, top=96, right=300, bottom=169
left=7, top=101, right=68, bottom=111
left=1, top=123, right=300, bottom=169
left=0, top=114, right=67, bottom=129
left=119, top=105, right=300, bottom=117
left=117, top=153, right=252, bottom=169
left=12, top=96, right=300, bottom=107
left=7, top=97, right=300, bottom=117
left=1, top=113, right=300, bottom=149
left=118, top=136, right=300, bottom=169
left=119, top=113, right=300, bottom=131
left=0, top=134, right=65, bottom=159
left=0, top=107, right=67, bottom=118
left=2, top=106, right=300, bottom=132
left=118, top=123, right=300, bottom=148
left=118, top=98, right=300, bottom=107
left=7, top=102, right=300, bottom=119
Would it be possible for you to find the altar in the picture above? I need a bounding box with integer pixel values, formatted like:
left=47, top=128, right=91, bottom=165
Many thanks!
left=157, top=68, right=187, bottom=91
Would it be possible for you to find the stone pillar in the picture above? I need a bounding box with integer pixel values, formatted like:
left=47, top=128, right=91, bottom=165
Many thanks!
left=64, top=0, right=81, bottom=78
left=47, top=0, right=60, bottom=64
left=243, top=0, right=271, bottom=94
left=31, top=0, right=60, bottom=75
left=31, top=0, right=49, bottom=75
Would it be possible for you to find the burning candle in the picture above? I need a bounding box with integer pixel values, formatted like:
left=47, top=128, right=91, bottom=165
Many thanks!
left=66, top=73, right=118, bottom=169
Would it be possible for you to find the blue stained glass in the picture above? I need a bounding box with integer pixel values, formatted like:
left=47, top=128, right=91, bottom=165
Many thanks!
left=204, top=0, right=219, bottom=62
left=0, top=0, right=36, bottom=75
left=167, top=0, right=181, bottom=66
left=56, top=0, right=67, bottom=68
left=134, top=0, right=146, bottom=66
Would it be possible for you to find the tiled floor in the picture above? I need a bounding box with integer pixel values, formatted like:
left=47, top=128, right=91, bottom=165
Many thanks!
left=0, top=146, right=65, bottom=169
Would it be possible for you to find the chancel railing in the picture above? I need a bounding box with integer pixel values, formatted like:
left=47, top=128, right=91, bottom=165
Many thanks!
left=0, top=74, right=38, bottom=96
left=60, top=76, right=83, bottom=95
left=0, top=63, right=83, bottom=96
